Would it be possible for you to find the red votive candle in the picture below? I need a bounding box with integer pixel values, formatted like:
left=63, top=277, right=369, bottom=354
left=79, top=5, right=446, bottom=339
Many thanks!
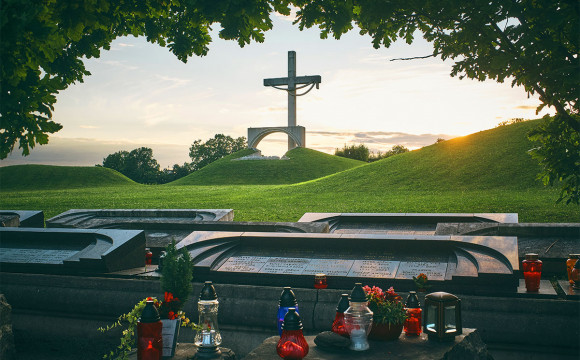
left=314, top=273, right=327, bottom=289
left=145, top=248, right=153, bottom=265
left=522, top=253, right=542, bottom=292
left=404, top=307, right=422, bottom=336
left=404, top=291, right=422, bottom=336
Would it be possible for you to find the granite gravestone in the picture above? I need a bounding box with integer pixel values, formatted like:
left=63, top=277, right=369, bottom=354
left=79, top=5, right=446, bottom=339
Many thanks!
left=176, top=231, right=519, bottom=294
left=46, top=209, right=328, bottom=256
left=0, top=210, right=44, bottom=228
left=0, top=227, right=145, bottom=273
left=298, top=213, right=518, bottom=235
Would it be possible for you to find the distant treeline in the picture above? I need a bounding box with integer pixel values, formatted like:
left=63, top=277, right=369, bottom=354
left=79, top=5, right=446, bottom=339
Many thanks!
left=98, top=134, right=246, bottom=184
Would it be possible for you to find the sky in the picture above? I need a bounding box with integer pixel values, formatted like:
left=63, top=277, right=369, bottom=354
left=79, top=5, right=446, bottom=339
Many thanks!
left=3, top=11, right=553, bottom=168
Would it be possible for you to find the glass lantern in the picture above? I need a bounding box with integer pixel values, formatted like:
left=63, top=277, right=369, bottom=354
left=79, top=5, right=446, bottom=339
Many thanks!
left=195, top=281, right=222, bottom=358
left=566, top=254, right=579, bottom=285
left=278, top=287, right=299, bottom=336
left=276, top=308, right=309, bottom=360
left=424, top=292, right=462, bottom=342
left=344, top=283, right=373, bottom=351
left=331, top=293, right=350, bottom=337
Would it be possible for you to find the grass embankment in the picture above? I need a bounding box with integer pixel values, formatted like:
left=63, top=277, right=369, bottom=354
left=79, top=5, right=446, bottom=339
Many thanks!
left=170, top=147, right=365, bottom=185
left=0, top=164, right=134, bottom=191
left=1, top=120, right=578, bottom=223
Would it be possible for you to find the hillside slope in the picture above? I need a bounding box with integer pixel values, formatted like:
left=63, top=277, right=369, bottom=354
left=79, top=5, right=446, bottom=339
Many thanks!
left=302, top=120, right=546, bottom=192
left=0, top=165, right=135, bottom=190
left=169, top=147, right=365, bottom=185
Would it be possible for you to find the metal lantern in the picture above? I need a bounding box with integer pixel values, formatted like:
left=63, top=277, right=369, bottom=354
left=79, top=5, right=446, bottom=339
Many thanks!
left=194, top=281, right=222, bottom=359
left=424, top=292, right=462, bottom=342
left=344, top=283, right=373, bottom=351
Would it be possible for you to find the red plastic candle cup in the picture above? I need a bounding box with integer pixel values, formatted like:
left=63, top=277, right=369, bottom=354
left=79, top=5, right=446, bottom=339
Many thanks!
left=522, top=253, right=542, bottom=292
left=331, top=311, right=349, bottom=336
left=145, top=248, right=153, bottom=266
left=404, top=307, right=422, bottom=336
left=137, top=300, right=163, bottom=360
left=277, top=308, right=309, bottom=360
left=314, top=273, right=327, bottom=289
left=566, top=255, right=579, bottom=285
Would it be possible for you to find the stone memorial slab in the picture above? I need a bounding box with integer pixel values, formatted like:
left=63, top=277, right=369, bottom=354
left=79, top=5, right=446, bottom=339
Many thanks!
left=176, top=231, right=519, bottom=294
left=347, top=260, right=399, bottom=278
left=298, top=212, right=518, bottom=235
left=0, top=210, right=44, bottom=228
left=395, top=261, right=448, bottom=281
left=0, top=227, right=145, bottom=273
left=47, top=209, right=327, bottom=255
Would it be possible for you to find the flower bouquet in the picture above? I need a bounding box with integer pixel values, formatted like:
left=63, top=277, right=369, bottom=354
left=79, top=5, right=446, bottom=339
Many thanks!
left=363, top=285, right=407, bottom=341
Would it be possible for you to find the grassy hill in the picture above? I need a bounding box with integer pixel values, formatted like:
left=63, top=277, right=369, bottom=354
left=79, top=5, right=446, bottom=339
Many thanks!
left=170, top=147, right=366, bottom=185
left=304, top=120, right=545, bottom=192
left=1, top=119, right=578, bottom=223
left=0, top=164, right=134, bottom=190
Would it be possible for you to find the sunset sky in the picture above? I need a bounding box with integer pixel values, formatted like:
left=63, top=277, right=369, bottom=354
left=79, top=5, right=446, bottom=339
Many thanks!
left=3, top=11, right=553, bottom=168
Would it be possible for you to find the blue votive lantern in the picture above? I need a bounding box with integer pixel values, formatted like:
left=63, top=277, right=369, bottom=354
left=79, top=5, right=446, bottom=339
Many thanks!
left=277, top=287, right=299, bottom=336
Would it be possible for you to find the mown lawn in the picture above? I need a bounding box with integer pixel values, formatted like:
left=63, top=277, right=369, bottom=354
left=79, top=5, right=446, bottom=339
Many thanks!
left=2, top=184, right=577, bottom=223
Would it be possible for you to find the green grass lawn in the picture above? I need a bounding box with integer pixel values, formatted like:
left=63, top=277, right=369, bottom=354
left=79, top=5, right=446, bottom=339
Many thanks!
left=170, top=147, right=365, bottom=185
left=1, top=119, right=578, bottom=223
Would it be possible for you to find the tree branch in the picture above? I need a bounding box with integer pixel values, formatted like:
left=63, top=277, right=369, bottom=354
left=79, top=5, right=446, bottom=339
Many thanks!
left=390, top=53, right=438, bottom=61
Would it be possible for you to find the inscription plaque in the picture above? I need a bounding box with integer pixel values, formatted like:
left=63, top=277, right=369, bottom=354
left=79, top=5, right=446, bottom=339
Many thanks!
left=218, top=256, right=269, bottom=272
left=347, top=260, right=400, bottom=278
left=395, top=261, right=448, bottom=281
left=260, top=257, right=311, bottom=275
left=303, top=259, right=354, bottom=276
left=0, top=249, right=77, bottom=264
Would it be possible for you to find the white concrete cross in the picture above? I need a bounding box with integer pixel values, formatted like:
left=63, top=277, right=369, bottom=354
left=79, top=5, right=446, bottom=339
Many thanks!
left=263, top=51, right=321, bottom=149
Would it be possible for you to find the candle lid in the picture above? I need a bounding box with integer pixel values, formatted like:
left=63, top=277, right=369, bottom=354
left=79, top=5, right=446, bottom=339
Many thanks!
left=279, top=287, right=298, bottom=307
left=315, top=273, right=326, bottom=279
left=350, top=283, right=367, bottom=302
left=525, top=253, right=539, bottom=261
left=140, top=300, right=160, bottom=323
left=336, top=294, right=350, bottom=313
left=405, top=291, right=420, bottom=308
left=199, top=281, right=218, bottom=300
left=281, top=308, right=303, bottom=331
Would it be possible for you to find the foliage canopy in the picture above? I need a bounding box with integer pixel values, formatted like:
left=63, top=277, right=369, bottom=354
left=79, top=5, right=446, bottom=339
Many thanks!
left=189, top=133, right=247, bottom=170
left=1, top=0, right=290, bottom=158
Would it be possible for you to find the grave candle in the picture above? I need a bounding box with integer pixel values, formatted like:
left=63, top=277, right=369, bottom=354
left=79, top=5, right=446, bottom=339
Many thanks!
left=277, top=308, right=309, bottom=360
left=145, top=248, right=153, bottom=265
left=404, top=291, right=422, bottom=336
left=331, top=294, right=350, bottom=337
left=137, top=300, right=162, bottom=360
left=572, top=259, right=580, bottom=289
left=277, top=287, right=299, bottom=336
left=522, top=253, right=542, bottom=292
left=314, top=273, right=327, bottom=289
left=344, top=283, right=373, bottom=351
left=566, top=254, right=579, bottom=285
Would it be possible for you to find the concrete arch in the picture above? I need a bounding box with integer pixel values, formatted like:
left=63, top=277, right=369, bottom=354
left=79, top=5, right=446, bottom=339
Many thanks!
left=248, top=126, right=306, bottom=150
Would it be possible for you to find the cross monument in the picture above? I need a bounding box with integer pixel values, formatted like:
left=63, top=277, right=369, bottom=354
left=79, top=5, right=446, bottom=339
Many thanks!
left=263, top=51, right=322, bottom=149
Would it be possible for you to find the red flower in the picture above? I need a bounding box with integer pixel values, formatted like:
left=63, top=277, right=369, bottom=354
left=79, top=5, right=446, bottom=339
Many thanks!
left=168, top=311, right=176, bottom=320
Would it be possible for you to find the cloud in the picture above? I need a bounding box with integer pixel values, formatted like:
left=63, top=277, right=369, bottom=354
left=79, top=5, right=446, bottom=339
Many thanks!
left=2, top=137, right=190, bottom=168
left=96, top=60, right=139, bottom=71
left=514, top=105, right=536, bottom=110
left=79, top=125, right=99, bottom=129
left=267, top=106, right=287, bottom=112
left=307, top=130, right=453, bottom=150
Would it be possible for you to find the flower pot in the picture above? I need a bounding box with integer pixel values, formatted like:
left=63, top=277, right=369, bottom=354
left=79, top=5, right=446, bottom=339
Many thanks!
left=368, top=322, right=404, bottom=341
left=161, top=318, right=181, bottom=357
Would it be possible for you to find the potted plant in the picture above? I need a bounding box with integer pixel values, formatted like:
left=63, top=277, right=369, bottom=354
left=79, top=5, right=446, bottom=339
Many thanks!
left=413, top=273, right=431, bottom=292
left=99, top=241, right=198, bottom=360
left=363, top=285, right=407, bottom=341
